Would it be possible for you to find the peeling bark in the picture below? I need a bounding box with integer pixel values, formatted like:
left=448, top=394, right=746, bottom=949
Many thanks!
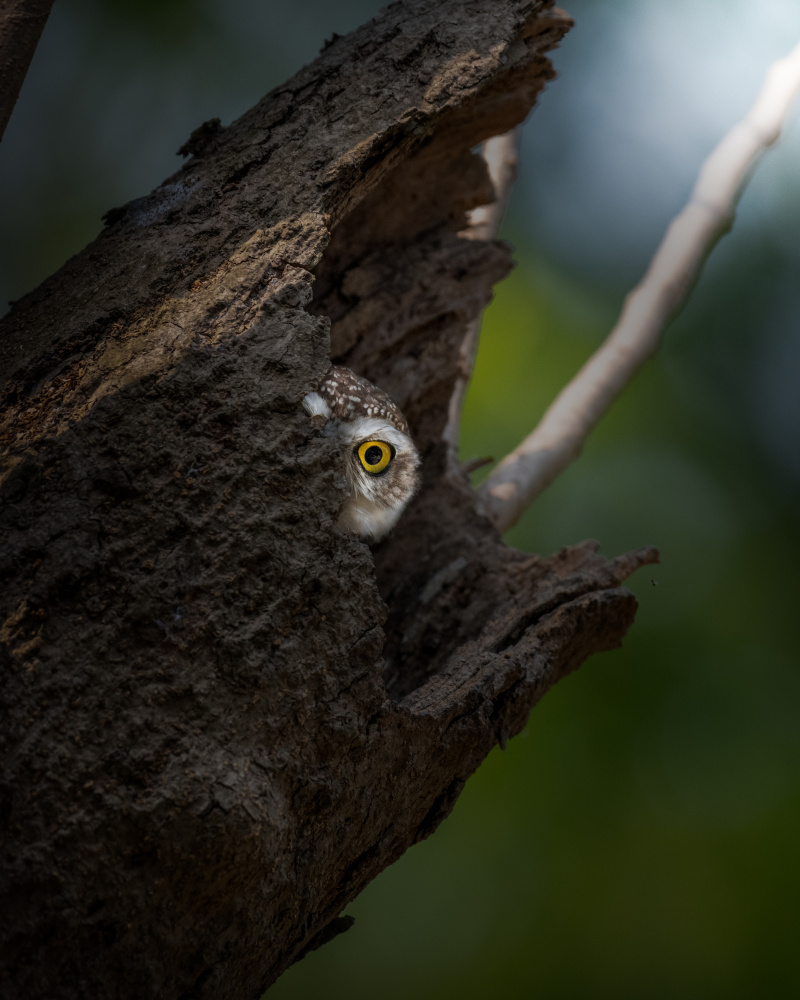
left=0, top=2, right=657, bottom=997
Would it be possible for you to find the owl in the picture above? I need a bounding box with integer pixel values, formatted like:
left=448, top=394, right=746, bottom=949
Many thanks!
left=303, top=367, right=420, bottom=542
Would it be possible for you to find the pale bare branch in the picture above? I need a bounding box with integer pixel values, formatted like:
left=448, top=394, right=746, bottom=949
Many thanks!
left=477, top=39, right=800, bottom=533
left=444, top=128, right=519, bottom=473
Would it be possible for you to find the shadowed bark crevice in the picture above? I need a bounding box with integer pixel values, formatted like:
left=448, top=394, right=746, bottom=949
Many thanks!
left=0, top=3, right=657, bottom=998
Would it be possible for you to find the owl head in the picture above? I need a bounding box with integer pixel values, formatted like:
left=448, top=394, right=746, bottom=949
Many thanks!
left=303, top=366, right=420, bottom=542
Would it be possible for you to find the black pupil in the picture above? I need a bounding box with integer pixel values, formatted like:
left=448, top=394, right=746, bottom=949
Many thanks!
left=364, top=445, right=384, bottom=466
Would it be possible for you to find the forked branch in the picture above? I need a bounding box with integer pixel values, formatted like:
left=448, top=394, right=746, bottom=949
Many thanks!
left=476, top=38, right=800, bottom=533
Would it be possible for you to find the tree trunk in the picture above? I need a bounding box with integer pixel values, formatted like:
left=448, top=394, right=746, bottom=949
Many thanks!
left=0, top=0, right=55, bottom=142
left=0, top=2, right=656, bottom=997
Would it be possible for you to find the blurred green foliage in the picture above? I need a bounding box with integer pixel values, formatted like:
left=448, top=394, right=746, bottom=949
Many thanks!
left=273, top=236, right=800, bottom=999
left=1, top=1, right=798, bottom=997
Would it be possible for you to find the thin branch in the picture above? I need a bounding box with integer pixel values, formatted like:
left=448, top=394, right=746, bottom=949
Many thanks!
left=463, top=129, right=520, bottom=242
left=477, top=39, right=800, bottom=533
left=444, top=128, right=518, bottom=474
left=0, top=0, right=55, bottom=143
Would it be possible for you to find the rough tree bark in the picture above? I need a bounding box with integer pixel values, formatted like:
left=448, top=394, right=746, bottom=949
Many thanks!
left=0, top=2, right=657, bottom=997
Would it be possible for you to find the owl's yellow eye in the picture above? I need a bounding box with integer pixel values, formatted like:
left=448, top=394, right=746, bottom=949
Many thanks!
left=357, top=440, right=393, bottom=475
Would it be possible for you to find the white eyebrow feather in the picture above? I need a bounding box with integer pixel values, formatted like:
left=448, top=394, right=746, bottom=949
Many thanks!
left=302, top=391, right=332, bottom=421
left=329, top=416, right=411, bottom=453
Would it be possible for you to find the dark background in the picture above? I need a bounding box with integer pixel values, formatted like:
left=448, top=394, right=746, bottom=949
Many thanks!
left=2, top=1, right=799, bottom=997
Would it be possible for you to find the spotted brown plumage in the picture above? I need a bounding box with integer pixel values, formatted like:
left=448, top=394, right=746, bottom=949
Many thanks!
left=302, top=366, right=420, bottom=542
left=315, top=367, right=410, bottom=435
